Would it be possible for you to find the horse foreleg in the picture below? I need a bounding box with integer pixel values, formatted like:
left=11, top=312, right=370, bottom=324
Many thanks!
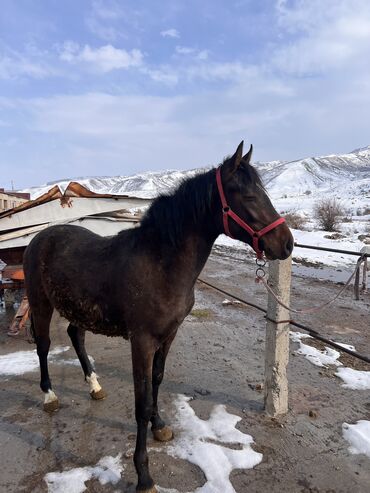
left=131, top=336, right=157, bottom=493
left=150, top=331, right=177, bottom=442
left=67, top=324, right=106, bottom=400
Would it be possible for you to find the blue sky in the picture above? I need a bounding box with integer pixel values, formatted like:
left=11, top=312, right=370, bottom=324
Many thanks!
left=1, top=0, right=370, bottom=189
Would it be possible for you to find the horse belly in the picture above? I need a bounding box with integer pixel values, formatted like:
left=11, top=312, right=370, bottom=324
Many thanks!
left=55, top=297, right=129, bottom=338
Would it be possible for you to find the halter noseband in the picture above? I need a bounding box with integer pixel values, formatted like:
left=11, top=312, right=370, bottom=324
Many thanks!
left=216, top=167, right=286, bottom=260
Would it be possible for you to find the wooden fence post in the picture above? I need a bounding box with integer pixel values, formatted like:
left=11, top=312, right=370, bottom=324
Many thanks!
left=264, top=255, right=292, bottom=416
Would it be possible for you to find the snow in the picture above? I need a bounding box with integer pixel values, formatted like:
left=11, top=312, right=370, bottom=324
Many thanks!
left=290, top=333, right=370, bottom=461
left=335, top=367, right=370, bottom=390
left=166, top=394, right=262, bottom=493
left=289, top=332, right=342, bottom=367
left=42, top=394, right=262, bottom=493
left=290, top=229, right=366, bottom=267
left=342, top=421, right=370, bottom=458
left=44, top=454, right=123, bottom=493
left=290, top=332, right=370, bottom=390
left=222, top=298, right=242, bottom=305
left=0, top=346, right=70, bottom=376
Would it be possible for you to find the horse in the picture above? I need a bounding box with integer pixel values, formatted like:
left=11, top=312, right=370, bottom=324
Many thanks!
left=23, top=142, right=293, bottom=492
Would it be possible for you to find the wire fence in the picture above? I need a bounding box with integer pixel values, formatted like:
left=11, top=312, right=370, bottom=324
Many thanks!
left=198, top=241, right=369, bottom=365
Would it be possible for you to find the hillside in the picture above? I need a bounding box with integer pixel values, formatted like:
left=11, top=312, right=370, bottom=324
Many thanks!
left=24, top=147, right=369, bottom=217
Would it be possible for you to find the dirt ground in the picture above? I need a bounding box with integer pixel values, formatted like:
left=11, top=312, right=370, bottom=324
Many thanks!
left=0, top=249, right=369, bottom=493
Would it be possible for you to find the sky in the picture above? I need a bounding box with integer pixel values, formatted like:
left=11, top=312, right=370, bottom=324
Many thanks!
left=0, top=0, right=370, bottom=189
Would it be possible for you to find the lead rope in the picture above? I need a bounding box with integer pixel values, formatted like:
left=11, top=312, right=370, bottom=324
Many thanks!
left=255, top=255, right=365, bottom=316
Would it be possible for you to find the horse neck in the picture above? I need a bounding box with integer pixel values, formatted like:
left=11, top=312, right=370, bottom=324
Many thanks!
left=139, top=170, right=220, bottom=282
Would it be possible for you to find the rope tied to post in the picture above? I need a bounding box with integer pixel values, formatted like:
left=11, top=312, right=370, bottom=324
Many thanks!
left=255, top=254, right=366, bottom=315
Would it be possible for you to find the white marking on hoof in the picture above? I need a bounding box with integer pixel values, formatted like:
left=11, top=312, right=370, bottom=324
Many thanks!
left=44, top=389, right=58, bottom=405
left=86, top=372, right=102, bottom=394
left=43, top=390, right=59, bottom=412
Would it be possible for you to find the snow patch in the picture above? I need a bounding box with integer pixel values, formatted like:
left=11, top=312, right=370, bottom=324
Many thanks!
left=167, top=394, right=262, bottom=493
left=342, top=421, right=370, bottom=458
left=0, top=346, right=70, bottom=376
left=222, top=298, right=242, bottom=306
left=291, top=333, right=370, bottom=391
left=44, top=454, right=123, bottom=493
left=335, top=367, right=370, bottom=390
left=289, top=332, right=341, bottom=367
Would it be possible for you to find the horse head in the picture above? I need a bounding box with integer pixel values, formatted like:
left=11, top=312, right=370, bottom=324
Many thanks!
left=217, top=141, right=293, bottom=260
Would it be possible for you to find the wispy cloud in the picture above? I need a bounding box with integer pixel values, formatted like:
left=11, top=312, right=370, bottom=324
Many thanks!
left=91, top=0, right=123, bottom=20
left=0, top=50, right=54, bottom=80
left=175, top=46, right=194, bottom=55
left=85, top=0, right=125, bottom=41
left=160, top=28, right=180, bottom=38
left=274, top=0, right=370, bottom=75
left=59, top=42, right=143, bottom=72
left=175, top=46, right=209, bottom=60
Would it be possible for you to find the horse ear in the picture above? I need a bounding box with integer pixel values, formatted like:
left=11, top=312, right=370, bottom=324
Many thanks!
left=242, top=144, right=253, bottom=164
left=228, top=141, right=244, bottom=172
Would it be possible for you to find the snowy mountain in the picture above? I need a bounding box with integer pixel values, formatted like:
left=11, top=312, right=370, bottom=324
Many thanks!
left=19, top=146, right=370, bottom=269
left=24, top=147, right=370, bottom=215
left=24, top=168, right=207, bottom=200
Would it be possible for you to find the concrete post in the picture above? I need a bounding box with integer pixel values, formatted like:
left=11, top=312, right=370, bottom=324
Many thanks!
left=264, top=256, right=292, bottom=416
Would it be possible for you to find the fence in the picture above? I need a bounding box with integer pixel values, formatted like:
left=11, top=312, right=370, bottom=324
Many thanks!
left=200, top=241, right=369, bottom=417
left=265, top=243, right=369, bottom=416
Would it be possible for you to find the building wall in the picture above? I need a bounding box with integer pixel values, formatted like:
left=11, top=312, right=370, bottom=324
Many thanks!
left=0, top=191, right=30, bottom=212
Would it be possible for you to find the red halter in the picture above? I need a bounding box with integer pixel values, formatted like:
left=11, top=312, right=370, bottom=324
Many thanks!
left=216, top=167, right=286, bottom=259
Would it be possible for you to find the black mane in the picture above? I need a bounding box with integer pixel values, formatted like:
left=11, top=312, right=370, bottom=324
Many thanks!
left=140, top=168, right=217, bottom=249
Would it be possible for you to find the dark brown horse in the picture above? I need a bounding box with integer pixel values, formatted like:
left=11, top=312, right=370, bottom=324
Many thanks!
left=24, top=142, right=293, bottom=492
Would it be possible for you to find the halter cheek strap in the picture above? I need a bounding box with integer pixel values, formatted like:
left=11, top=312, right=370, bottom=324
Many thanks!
left=216, top=167, right=286, bottom=259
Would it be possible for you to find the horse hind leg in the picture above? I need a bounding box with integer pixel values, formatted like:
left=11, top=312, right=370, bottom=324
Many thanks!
left=67, top=324, right=106, bottom=400
left=32, top=304, right=59, bottom=412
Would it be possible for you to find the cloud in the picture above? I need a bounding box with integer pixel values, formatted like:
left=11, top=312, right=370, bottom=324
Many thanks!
left=175, top=46, right=195, bottom=55
left=1, top=0, right=370, bottom=189
left=175, top=46, right=209, bottom=60
left=273, top=0, right=370, bottom=75
left=59, top=42, right=143, bottom=72
left=197, top=50, right=209, bottom=61
left=0, top=48, right=54, bottom=80
left=160, top=28, right=180, bottom=38
left=91, top=0, right=123, bottom=20
left=143, top=67, right=179, bottom=86
left=2, top=56, right=370, bottom=189
left=85, top=0, right=126, bottom=41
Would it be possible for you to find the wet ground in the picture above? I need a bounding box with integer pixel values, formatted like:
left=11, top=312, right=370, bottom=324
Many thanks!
left=0, top=249, right=369, bottom=493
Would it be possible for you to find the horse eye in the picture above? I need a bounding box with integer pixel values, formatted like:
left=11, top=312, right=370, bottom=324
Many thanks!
left=243, top=195, right=256, bottom=202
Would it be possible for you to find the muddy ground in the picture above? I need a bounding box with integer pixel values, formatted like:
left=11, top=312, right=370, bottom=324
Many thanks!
left=0, top=249, right=369, bottom=493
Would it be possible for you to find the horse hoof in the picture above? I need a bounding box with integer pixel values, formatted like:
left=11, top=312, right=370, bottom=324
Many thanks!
left=152, top=425, right=174, bottom=442
left=90, top=389, right=106, bottom=400
left=136, top=487, right=157, bottom=493
left=43, top=399, right=59, bottom=413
